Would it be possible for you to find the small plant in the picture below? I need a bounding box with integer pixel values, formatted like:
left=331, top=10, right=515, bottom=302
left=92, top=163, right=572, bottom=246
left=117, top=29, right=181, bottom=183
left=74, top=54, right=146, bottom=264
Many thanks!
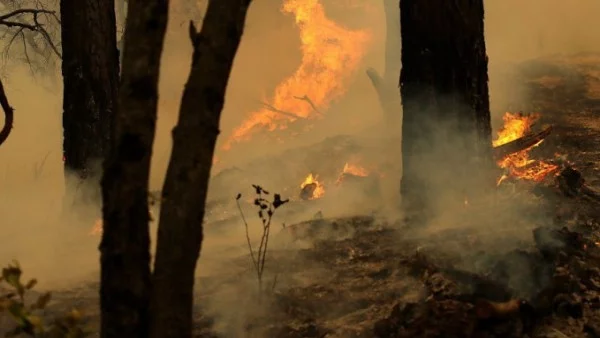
left=236, top=184, right=288, bottom=299
left=0, top=261, right=90, bottom=337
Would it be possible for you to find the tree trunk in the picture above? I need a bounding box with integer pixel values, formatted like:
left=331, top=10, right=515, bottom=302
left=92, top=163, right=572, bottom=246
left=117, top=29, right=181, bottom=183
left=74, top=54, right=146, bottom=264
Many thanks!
left=149, top=2, right=253, bottom=337
left=367, top=0, right=401, bottom=125
left=399, top=0, right=493, bottom=213
left=100, top=0, right=169, bottom=336
left=60, top=0, right=119, bottom=201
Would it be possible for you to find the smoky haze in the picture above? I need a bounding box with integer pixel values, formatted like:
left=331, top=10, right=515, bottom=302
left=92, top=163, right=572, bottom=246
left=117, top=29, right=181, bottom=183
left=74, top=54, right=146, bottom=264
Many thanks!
left=0, top=0, right=597, bottom=331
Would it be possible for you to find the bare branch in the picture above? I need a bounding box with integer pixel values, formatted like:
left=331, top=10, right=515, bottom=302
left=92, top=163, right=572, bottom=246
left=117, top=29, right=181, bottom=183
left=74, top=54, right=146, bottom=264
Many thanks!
left=0, top=5, right=61, bottom=64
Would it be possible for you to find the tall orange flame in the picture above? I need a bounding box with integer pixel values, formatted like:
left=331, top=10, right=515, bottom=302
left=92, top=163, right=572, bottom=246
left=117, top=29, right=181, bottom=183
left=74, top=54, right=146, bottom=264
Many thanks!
left=224, top=0, right=371, bottom=149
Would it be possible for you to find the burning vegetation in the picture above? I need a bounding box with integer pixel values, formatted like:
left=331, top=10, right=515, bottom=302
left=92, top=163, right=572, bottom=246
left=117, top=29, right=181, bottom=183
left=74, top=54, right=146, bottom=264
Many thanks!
left=223, top=0, right=371, bottom=149
left=299, top=173, right=325, bottom=200
left=493, top=112, right=559, bottom=185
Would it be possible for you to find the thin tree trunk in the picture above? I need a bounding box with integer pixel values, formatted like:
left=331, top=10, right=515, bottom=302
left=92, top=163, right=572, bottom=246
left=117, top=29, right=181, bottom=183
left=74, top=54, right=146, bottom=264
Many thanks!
left=60, top=0, right=119, bottom=196
left=367, top=0, right=401, bottom=124
left=100, top=0, right=169, bottom=336
left=399, top=0, right=493, bottom=213
left=149, top=2, right=253, bottom=337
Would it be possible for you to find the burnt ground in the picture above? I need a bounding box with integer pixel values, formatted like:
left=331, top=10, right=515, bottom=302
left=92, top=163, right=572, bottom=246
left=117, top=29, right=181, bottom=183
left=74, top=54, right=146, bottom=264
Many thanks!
left=7, top=53, right=600, bottom=337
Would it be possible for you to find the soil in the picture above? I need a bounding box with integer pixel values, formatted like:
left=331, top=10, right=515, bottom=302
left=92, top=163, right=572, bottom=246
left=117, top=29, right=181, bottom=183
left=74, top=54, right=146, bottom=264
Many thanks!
left=5, top=52, right=600, bottom=338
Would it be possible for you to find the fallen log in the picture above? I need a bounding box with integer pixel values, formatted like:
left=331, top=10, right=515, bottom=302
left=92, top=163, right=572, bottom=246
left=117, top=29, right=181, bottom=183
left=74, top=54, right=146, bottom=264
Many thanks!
left=493, top=125, right=552, bottom=160
left=556, top=166, right=600, bottom=202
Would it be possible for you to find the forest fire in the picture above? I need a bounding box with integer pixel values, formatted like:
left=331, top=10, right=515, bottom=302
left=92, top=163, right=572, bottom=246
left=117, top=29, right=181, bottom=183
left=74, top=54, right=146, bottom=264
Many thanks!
left=336, top=162, right=368, bottom=184
left=300, top=173, right=325, bottom=200
left=224, top=0, right=371, bottom=149
left=492, top=112, right=558, bottom=185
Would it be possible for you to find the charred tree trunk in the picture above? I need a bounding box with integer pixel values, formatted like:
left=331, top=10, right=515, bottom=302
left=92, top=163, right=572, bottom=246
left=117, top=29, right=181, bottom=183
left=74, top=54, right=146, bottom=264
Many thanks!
left=60, top=0, right=119, bottom=201
left=100, top=0, right=169, bottom=336
left=367, top=0, right=401, bottom=125
left=400, top=0, right=493, bottom=212
left=149, top=2, right=253, bottom=337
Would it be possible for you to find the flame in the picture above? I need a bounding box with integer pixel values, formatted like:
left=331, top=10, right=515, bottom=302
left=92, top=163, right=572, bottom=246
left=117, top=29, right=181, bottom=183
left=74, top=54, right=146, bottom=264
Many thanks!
left=493, top=112, right=558, bottom=185
left=336, top=162, right=368, bottom=184
left=224, top=0, right=371, bottom=149
left=300, top=173, right=325, bottom=199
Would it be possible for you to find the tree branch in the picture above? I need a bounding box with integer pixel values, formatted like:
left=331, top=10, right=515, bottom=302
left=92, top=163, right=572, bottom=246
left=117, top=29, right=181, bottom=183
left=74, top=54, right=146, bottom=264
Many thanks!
left=0, top=79, right=14, bottom=147
left=0, top=8, right=61, bottom=59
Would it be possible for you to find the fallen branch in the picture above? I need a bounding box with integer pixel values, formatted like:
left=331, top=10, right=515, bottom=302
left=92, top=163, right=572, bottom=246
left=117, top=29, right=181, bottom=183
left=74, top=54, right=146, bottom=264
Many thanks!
left=0, top=79, right=14, bottom=147
left=493, top=125, right=553, bottom=159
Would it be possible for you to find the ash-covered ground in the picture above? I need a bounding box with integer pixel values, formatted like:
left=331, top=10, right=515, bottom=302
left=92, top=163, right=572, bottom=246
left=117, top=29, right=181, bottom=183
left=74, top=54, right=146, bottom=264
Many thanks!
left=25, top=53, right=600, bottom=338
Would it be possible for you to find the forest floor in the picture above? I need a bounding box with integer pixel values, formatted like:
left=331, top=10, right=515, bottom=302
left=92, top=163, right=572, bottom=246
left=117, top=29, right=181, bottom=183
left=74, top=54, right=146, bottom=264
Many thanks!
left=17, top=52, right=600, bottom=338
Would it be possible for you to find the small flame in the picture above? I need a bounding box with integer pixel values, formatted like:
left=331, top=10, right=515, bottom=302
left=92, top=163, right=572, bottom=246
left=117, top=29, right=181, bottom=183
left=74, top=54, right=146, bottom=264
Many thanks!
left=300, top=173, right=325, bottom=199
left=493, top=112, right=558, bottom=185
left=336, top=162, right=368, bottom=184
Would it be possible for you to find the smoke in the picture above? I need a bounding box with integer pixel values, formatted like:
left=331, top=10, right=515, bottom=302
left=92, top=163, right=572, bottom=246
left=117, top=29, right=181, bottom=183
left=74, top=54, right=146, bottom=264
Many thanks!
left=0, top=0, right=598, bottom=335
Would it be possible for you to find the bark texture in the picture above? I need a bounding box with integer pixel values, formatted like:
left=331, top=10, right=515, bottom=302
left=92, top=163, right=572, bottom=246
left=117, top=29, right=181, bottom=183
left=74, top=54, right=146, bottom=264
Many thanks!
left=399, top=0, right=493, bottom=211
left=99, top=0, right=169, bottom=336
left=149, top=1, right=253, bottom=337
left=60, top=0, right=119, bottom=182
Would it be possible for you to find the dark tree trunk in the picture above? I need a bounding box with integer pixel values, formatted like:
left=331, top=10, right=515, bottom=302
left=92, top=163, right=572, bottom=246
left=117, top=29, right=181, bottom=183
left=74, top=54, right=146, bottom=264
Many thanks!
left=149, top=1, right=252, bottom=337
left=60, top=0, right=119, bottom=198
left=99, top=0, right=169, bottom=336
left=399, top=0, right=493, bottom=212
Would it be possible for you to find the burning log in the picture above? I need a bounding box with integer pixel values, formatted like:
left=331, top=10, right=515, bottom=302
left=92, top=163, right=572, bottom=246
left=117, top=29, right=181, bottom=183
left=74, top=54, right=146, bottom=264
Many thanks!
left=493, top=125, right=552, bottom=160
left=299, top=173, right=325, bottom=200
left=300, top=182, right=318, bottom=201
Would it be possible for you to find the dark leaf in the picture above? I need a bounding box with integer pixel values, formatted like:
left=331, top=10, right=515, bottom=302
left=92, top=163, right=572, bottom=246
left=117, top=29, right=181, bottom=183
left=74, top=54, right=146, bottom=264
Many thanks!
left=252, top=184, right=262, bottom=194
left=260, top=204, right=268, bottom=210
left=258, top=210, right=263, bottom=219
left=254, top=199, right=260, bottom=206
left=267, top=209, right=273, bottom=217
left=272, top=194, right=289, bottom=209
left=236, top=193, right=242, bottom=200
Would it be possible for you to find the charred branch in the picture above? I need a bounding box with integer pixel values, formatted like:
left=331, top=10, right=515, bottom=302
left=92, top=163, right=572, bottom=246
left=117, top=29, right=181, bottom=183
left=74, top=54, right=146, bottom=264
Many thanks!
left=293, top=95, right=323, bottom=116
left=555, top=166, right=600, bottom=202
left=260, top=101, right=306, bottom=120
left=493, top=126, right=553, bottom=159
left=0, top=79, right=14, bottom=147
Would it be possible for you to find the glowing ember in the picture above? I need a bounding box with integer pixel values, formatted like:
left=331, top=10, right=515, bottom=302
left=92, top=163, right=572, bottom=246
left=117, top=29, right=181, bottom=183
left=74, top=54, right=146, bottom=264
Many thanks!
left=300, top=173, right=325, bottom=199
left=336, top=162, right=368, bottom=184
left=90, top=219, right=103, bottom=236
left=224, top=0, right=371, bottom=149
left=493, top=112, right=558, bottom=185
